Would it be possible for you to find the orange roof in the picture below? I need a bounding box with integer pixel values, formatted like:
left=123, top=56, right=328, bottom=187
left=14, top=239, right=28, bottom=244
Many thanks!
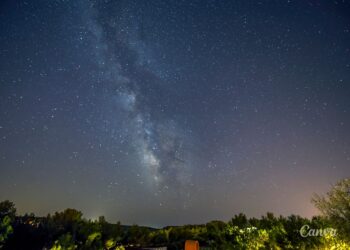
left=185, top=240, right=199, bottom=250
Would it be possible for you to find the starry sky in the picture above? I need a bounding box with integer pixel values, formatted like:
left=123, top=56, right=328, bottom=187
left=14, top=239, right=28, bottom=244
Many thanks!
left=0, top=0, right=350, bottom=227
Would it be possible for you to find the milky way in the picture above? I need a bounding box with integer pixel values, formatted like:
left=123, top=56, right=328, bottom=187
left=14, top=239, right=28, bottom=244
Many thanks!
left=0, top=0, right=350, bottom=226
left=82, top=1, right=193, bottom=189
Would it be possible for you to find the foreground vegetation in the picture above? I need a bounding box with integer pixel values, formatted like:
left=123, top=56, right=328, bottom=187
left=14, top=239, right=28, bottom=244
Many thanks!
left=0, top=178, right=349, bottom=250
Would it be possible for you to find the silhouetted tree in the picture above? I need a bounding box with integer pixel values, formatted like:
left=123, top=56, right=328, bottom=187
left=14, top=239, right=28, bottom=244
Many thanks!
left=126, top=224, right=151, bottom=246
left=230, top=213, right=249, bottom=228
left=312, top=178, right=350, bottom=241
left=0, top=200, right=16, bottom=220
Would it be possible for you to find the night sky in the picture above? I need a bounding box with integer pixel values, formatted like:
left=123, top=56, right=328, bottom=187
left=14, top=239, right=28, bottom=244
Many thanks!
left=0, top=0, right=350, bottom=227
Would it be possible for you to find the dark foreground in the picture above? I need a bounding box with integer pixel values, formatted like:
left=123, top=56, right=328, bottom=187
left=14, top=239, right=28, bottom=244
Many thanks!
left=0, top=201, right=349, bottom=250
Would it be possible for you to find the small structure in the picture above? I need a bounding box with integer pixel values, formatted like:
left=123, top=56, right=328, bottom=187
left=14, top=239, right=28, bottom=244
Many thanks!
left=185, top=240, right=199, bottom=250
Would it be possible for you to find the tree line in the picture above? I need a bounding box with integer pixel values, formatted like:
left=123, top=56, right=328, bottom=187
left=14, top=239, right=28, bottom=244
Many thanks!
left=0, top=178, right=349, bottom=250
